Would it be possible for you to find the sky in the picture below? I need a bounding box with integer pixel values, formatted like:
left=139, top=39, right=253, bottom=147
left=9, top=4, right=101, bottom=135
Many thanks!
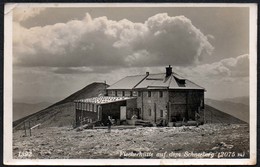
left=12, top=6, right=250, bottom=103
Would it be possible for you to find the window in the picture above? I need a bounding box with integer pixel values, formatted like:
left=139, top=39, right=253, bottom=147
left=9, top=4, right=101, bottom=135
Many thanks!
left=87, top=103, right=89, bottom=111
left=79, top=103, right=82, bottom=110
left=115, top=91, right=117, bottom=96
left=130, top=91, right=133, bottom=97
left=92, top=104, right=95, bottom=112
left=148, top=91, right=151, bottom=97
left=83, top=103, right=86, bottom=110
left=138, top=91, right=141, bottom=97
left=159, top=91, right=163, bottom=98
left=94, top=104, right=96, bottom=112
left=149, top=109, right=152, bottom=116
left=90, top=103, right=92, bottom=111
left=122, top=91, right=125, bottom=96
left=160, top=110, right=163, bottom=117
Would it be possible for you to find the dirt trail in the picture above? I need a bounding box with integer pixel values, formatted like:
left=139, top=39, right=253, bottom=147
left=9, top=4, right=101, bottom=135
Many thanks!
left=13, top=124, right=249, bottom=159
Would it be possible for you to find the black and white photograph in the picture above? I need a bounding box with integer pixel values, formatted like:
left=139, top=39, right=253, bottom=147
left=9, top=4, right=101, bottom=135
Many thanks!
left=4, top=3, right=257, bottom=165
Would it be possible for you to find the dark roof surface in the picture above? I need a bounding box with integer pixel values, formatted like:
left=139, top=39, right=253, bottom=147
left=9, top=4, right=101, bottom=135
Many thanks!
left=107, top=72, right=205, bottom=90
left=135, top=73, right=171, bottom=89
left=107, top=75, right=147, bottom=90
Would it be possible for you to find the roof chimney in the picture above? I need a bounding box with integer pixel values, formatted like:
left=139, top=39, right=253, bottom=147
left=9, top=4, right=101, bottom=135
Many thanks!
left=166, top=65, right=172, bottom=77
left=146, top=72, right=149, bottom=76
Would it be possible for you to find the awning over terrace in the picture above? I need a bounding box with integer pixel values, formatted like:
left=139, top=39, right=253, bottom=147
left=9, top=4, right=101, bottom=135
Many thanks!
left=74, top=96, right=137, bottom=105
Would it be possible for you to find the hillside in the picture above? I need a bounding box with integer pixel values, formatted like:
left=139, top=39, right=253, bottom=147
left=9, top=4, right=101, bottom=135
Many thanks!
left=13, top=102, right=52, bottom=121
left=204, top=105, right=246, bottom=124
left=223, top=96, right=249, bottom=106
left=46, top=82, right=108, bottom=109
left=13, top=82, right=108, bottom=130
left=205, top=98, right=249, bottom=123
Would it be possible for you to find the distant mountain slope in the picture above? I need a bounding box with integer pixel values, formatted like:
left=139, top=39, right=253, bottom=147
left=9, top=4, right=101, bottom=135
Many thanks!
left=13, top=102, right=52, bottom=121
left=205, top=98, right=249, bottom=123
left=46, top=82, right=108, bottom=109
left=223, top=96, right=249, bottom=106
left=204, top=105, right=246, bottom=124
left=13, top=82, right=108, bottom=129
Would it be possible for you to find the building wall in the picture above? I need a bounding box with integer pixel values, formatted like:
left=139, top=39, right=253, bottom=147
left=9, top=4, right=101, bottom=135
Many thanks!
left=107, top=89, right=138, bottom=97
left=75, top=109, right=99, bottom=127
left=187, top=90, right=204, bottom=120
left=100, top=101, right=126, bottom=124
left=75, top=98, right=140, bottom=126
left=126, top=98, right=139, bottom=119
left=137, top=90, right=168, bottom=123
left=75, top=102, right=100, bottom=127
left=77, top=88, right=204, bottom=126
left=169, top=90, right=204, bottom=122
left=126, top=98, right=137, bottom=108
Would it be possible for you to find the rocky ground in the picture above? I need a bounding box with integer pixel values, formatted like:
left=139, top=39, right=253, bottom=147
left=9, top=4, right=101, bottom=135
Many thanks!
left=13, top=124, right=249, bottom=159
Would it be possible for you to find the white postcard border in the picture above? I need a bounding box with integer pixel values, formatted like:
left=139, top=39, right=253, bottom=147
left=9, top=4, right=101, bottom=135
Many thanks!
left=4, top=3, right=257, bottom=165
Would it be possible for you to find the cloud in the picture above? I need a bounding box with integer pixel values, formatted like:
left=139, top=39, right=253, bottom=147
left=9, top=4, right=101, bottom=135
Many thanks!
left=51, top=66, right=120, bottom=74
left=13, top=13, right=214, bottom=69
left=13, top=7, right=46, bottom=22
left=170, top=54, right=249, bottom=100
left=220, top=54, right=249, bottom=77
left=175, top=54, right=249, bottom=78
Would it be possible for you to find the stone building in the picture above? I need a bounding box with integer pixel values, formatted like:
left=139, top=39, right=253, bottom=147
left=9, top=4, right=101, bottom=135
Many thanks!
left=75, top=65, right=205, bottom=126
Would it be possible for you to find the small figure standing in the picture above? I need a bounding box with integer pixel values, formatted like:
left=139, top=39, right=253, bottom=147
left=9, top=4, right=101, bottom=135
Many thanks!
left=107, top=116, right=113, bottom=133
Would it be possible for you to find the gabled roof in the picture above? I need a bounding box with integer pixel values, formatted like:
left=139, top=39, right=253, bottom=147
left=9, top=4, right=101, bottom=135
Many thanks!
left=169, top=73, right=205, bottom=90
left=135, top=73, right=171, bottom=89
left=107, top=72, right=205, bottom=90
left=107, top=74, right=147, bottom=90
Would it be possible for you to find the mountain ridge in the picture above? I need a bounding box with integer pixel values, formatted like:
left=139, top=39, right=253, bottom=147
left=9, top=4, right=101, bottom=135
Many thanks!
left=222, top=96, right=249, bottom=106
left=205, top=98, right=249, bottom=123
left=13, top=82, right=108, bottom=129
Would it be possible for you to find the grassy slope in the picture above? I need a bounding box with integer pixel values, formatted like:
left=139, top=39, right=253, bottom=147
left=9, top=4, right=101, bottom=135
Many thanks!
left=13, top=82, right=108, bottom=129
left=204, top=105, right=246, bottom=124
left=205, top=99, right=249, bottom=123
